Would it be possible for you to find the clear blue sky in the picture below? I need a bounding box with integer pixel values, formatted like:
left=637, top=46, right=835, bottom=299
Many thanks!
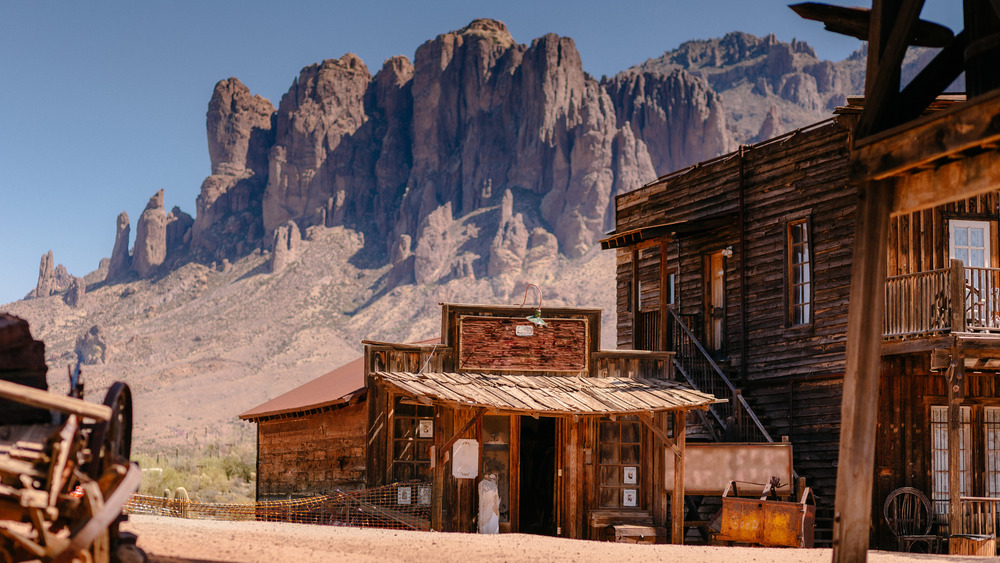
left=0, top=1, right=961, bottom=305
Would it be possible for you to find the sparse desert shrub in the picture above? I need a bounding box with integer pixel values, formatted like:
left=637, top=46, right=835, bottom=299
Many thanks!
left=133, top=440, right=256, bottom=503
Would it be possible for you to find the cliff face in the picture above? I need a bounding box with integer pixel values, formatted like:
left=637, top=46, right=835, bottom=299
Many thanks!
left=163, top=18, right=729, bottom=289
left=90, top=23, right=857, bottom=300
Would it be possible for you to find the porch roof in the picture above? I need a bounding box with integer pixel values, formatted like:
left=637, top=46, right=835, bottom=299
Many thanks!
left=372, top=371, right=723, bottom=416
left=599, top=214, right=737, bottom=250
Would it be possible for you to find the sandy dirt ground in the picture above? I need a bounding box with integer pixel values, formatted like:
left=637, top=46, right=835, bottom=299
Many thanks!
left=123, top=515, right=981, bottom=563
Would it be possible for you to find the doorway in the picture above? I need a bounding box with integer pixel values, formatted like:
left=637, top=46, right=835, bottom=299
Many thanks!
left=518, top=416, right=556, bottom=535
left=704, top=250, right=726, bottom=357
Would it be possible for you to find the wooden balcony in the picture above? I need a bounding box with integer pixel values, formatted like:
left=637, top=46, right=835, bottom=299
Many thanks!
left=884, top=260, right=1000, bottom=340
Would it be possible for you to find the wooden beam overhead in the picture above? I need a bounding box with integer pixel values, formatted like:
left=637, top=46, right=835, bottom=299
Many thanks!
left=852, top=87, right=1000, bottom=183
left=890, top=145, right=1000, bottom=215
left=790, top=2, right=954, bottom=46
left=895, top=31, right=968, bottom=123
left=857, top=0, right=928, bottom=138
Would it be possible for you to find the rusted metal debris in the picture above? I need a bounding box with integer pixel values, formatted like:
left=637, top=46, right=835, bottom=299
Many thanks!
left=716, top=479, right=816, bottom=548
left=0, top=313, right=142, bottom=563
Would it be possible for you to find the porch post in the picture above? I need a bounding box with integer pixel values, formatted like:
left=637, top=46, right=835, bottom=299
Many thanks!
left=949, top=260, right=966, bottom=332
left=948, top=351, right=966, bottom=535
left=832, top=179, right=893, bottom=562
left=671, top=409, right=687, bottom=544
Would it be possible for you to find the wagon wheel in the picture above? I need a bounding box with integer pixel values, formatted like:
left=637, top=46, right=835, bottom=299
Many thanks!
left=87, top=382, right=133, bottom=479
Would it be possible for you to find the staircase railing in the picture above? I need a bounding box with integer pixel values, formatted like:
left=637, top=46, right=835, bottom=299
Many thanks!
left=667, top=308, right=773, bottom=443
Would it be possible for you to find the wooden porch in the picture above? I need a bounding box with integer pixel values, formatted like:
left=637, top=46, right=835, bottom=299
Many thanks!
left=884, top=259, right=1000, bottom=350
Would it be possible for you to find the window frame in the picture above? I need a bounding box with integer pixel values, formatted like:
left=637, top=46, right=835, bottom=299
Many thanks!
left=929, top=405, right=973, bottom=515
left=391, top=397, right=435, bottom=483
left=597, top=415, right=644, bottom=509
left=786, top=218, right=814, bottom=327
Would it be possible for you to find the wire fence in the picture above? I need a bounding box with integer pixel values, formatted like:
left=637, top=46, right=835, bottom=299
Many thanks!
left=123, top=481, right=433, bottom=530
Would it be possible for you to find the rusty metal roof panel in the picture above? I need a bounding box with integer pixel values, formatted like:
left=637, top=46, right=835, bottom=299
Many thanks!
left=372, top=371, right=723, bottom=416
left=239, top=357, right=365, bottom=421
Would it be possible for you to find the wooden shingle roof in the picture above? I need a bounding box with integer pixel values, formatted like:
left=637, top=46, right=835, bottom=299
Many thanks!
left=373, top=371, right=723, bottom=416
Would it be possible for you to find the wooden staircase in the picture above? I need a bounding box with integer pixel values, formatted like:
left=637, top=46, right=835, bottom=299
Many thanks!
left=666, top=309, right=834, bottom=546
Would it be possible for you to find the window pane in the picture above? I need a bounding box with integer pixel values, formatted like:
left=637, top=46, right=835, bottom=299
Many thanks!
left=620, top=421, right=640, bottom=443
left=394, top=440, right=414, bottom=460
left=600, top=466, right=620, bottom=486
left=622, top=444, right=640, bottom=464
left=972, top=249, right=985, bottom=267
left=600, top=443, right=617, bottom=463
left=971, top=227, right=984, bottom=248
left=394, top=418, right=413, bottom=438
left=955, top=227, right=968, bottom=247
left=956, top=248, right=969, bottom=265
left=599, top=487, right=619, bottom=508
left=792, top=223, right=804, bottom=244
left=600, top=421, right=618, bottom=442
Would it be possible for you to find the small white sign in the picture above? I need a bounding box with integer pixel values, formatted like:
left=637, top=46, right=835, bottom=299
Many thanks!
left=417, top=485, right=432, bottom=505
left=515, top=324, right=534, bottom=337
left=397, top=486, right=412, bottom=505
left=623, top=488, right=637, bottom=507
left=623, top=466, right=637, bottom=485
left=418, top=419, right=434, bottom=438
left=452, top=439, right=479, bottom=479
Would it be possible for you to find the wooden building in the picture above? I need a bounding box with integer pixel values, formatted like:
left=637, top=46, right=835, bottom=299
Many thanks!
left=601, top=98, right=1000, bottom=549
left=363, top=303, right=722, bottom=541
left=239, top=358, right=369, bottom=500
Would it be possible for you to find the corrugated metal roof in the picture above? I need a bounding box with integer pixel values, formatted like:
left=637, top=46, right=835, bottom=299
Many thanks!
left=239, top=357, right=365, bottom=421
left=373, top=371, right=723, bottom=415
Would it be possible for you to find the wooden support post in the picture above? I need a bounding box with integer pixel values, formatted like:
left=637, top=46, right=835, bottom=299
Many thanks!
left=950, top=259, right=966, bottom=332
left=832, top=179, right=894, bottom=562
left=671, top=410, right=686, bottom=544
left=948, top=353, right=966, bottom=535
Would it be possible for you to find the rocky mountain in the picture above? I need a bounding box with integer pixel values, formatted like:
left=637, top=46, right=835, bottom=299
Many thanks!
left=6, top=22, right=909, bottom=452
left=633, top=32, right=961, bottom=145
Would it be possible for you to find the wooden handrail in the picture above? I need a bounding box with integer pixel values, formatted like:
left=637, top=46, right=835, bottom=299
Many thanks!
left=667, top=309, right=773, bottom=443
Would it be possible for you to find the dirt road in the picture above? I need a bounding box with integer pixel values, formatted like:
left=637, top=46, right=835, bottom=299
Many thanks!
left=123, top=515, right=974, bottom=563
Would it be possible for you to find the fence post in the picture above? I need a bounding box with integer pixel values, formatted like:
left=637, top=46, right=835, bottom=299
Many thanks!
left=950, top=259, right=966, bottom=332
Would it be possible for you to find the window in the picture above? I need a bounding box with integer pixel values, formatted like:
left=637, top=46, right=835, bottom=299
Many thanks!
left=599, top=416, right=642, bottom=508
left=950, top=219, right=991, bottom=268
left=392, top=398, right=434, bottom=482
left=787, top=219, right=812, bottom=326
left=930, top=405, right=972, bottom=515
left=987, top=407, right=1000, bottom=497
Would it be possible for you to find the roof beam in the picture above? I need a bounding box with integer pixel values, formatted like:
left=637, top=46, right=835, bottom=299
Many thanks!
left=857, top=0, right=926, bottom=139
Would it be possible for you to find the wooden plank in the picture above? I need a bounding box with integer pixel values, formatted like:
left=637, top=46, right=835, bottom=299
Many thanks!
left=832, top=178, right=893, bottom=563
left=0, top=379, right=110, bottom=421
left=891, top=146, right=1000, bottom=216
left=854, top=88, right=1000, bottom=183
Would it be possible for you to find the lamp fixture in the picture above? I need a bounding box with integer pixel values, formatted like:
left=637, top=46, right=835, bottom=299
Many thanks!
left=520, top=284, right=546, bottom=327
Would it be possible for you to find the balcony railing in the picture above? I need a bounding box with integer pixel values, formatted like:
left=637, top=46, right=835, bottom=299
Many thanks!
left=884, top=260, right=1000, bottom=339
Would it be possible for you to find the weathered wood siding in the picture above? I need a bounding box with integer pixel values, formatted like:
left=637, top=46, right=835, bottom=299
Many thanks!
left=888, top=194, right=1000, bottom=275
left=256, top=403, right=367, bottom=500
left=611, top=118, right=856, bottom=517
left=874, top=354, right=1000, bottom=549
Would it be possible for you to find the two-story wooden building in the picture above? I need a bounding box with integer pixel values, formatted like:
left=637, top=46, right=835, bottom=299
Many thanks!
left=601, top=100, right=1000, bottom=549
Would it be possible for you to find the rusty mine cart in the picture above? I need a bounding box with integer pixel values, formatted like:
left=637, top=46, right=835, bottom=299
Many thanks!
left=0, top=313, right=141, bottom=562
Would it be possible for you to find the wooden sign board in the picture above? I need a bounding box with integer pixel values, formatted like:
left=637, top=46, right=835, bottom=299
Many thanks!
left=457, top=316, right=589, bottom=373
left=664, top=443, right=793, bottom=495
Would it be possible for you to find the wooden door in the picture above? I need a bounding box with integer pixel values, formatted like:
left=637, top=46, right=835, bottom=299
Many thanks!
left=704, top=251, right=726, bottom=357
